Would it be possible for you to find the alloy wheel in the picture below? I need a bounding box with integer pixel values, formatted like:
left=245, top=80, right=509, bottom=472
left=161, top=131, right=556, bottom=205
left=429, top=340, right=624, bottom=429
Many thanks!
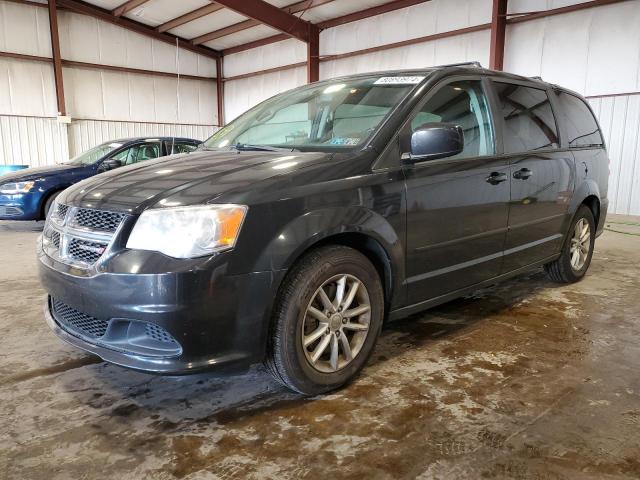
left=570, top=218, right=591, bottom=271
left=301, top=274, right=371, bottom=373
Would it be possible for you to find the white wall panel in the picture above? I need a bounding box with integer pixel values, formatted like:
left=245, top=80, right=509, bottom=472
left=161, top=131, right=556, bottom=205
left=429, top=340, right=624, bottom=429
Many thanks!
left=0, top=1, right=51, bottom=57
left=505, top=1, right=640, bottom=96
left=320, top=0, right=491, bottom=57
left=224, top=39, right=307, bottom=78
left=58, top=10, right=217, bottom=78
left=67, top=119, right=216, bottom=157
left=0, top=57, right=57, bottom=116
left=224, top=66, right=307, bottom=122
left=63, top=67, right=218, bottom=125
left=0, top=115, right=68, bottom=167
left=589, top=95, right=640, bottom=216
left=320, top=30, right=491, bottom=79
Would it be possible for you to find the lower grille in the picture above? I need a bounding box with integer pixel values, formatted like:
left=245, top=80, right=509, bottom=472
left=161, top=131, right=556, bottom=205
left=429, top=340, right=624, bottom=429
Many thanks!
left=145, top=323, right=176, bottom=343
left=51, top=298, right=108, bottom=339
left=49, top=297, right=182, bottom=357
left=0, top=206, right=23, bottom=217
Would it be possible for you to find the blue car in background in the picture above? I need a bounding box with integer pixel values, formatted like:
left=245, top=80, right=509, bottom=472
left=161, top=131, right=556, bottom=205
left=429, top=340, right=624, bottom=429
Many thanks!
left=0, top=136, right=200, bottom=220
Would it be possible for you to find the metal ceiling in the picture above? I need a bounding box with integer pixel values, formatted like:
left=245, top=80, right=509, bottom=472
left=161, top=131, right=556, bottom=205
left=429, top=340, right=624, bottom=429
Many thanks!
left=82, top=0, right=395, bottom=52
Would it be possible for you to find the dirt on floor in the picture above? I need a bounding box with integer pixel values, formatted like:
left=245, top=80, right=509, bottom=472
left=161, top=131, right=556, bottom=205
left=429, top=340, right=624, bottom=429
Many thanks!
left=0, top=217, right=639, bottom=480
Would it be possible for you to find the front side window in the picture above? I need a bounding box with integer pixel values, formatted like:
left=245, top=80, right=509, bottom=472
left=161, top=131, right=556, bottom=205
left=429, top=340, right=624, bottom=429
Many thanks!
left=494, top=82, right=559, bottom=153
left=409, top=80, right=495, bottom=159
left=202, top=75, right=428, bottom=150
left=65, top=142, right=124, bottom=166
left=555, top=92, right=603, bottom=147
left=111, top=142, right=161, bottom=165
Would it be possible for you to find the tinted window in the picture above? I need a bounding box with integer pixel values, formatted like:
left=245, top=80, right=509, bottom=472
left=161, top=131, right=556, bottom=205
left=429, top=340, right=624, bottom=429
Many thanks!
left=556, top=92, right=603, bottom=147
left=410, top=80, right=495, bottom=159
left=494, top=83, right=559, bottom=153
left=112, top=142, right=161, bottom=165
left=167, top=142, right=198, bottom=154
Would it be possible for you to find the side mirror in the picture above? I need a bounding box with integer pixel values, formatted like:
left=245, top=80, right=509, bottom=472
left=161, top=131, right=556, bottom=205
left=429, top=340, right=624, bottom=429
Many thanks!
left=401, top=123, right=464, bottom=163
left=97, top=159, right=122, bottom=172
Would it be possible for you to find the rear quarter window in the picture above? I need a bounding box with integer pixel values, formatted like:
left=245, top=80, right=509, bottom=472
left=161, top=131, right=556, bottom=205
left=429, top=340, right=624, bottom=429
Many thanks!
left=555, top=92, right=604, bottom=148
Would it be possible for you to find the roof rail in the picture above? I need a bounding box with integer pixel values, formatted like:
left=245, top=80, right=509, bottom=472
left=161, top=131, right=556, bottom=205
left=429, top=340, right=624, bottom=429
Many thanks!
left=435, top=61, right=482, bottom=68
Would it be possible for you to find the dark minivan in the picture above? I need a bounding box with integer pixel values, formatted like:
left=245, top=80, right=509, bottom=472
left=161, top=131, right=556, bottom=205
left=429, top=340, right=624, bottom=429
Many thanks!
left=38, top=64, right=609, bottom=394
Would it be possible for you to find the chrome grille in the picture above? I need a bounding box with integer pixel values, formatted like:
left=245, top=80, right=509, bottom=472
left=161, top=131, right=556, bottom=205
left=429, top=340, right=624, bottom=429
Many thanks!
left=42, top=203, right=125, bottom=269
left=56, top=204, right=69, bottom=219
left=50, top=230, right=61, bottom=248
left=68, top=238, right=107, bottom=264
left=72, top=209, right=125, bottom=232
left=51, top=298, right=108, bottom=339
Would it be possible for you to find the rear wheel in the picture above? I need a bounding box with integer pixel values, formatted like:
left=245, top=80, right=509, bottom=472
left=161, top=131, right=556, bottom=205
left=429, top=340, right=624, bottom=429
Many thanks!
left=266, top=245, right=384, bottom=395
left=43, top=191, right=61, bottom=219
left=544, top=205, right=595, bottom=283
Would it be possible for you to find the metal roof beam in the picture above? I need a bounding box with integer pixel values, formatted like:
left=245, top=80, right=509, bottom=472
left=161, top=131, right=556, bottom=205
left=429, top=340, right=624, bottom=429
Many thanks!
left=112, top=0, right=151, bottom=17
left=196, top=0, right=315, bottom=45
left=156, top=2, right=225, bottom=33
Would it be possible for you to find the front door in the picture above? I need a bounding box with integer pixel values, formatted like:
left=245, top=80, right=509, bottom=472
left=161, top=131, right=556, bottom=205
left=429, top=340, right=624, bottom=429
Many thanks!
left=403, top=78, right=510, bottom=305
left=490, top=81, right=574, bottom=272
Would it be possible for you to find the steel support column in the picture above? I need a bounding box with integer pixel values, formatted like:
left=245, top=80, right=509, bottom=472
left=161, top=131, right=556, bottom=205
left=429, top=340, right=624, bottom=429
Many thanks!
left=489, top=0, right=508, bottom=70
left=47, top=0, right=66, bottom=116
left=216, top=56, right=225, bottom=127
left=307, top=25, right=320, bottom=83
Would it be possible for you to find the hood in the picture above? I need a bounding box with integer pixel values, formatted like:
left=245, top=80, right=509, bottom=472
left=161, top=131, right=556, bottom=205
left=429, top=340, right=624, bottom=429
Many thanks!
left=60, top=150, right=333, bottom=213
left=0, top=163, right=81, bottom=183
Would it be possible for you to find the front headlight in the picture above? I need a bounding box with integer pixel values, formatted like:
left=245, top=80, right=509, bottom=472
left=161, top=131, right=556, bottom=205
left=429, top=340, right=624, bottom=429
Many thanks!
left=0, top=181, right=35, bottom=194
left=126, top=204, right=248, bottom=259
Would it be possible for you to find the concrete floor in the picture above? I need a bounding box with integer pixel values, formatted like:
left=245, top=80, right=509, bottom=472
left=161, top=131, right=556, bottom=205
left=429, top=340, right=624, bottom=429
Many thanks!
left=1, top=217, right=639, bottom=480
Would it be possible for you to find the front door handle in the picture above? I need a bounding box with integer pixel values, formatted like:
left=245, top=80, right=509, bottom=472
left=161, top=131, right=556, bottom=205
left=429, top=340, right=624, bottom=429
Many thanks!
left=513, top=168, right=533, bottom=180
left=486, top=171, right=507, bottom=185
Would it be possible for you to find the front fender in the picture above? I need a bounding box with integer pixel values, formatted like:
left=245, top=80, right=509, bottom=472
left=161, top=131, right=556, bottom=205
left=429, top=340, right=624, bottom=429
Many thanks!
left=254, top=206, right=403, bottom=270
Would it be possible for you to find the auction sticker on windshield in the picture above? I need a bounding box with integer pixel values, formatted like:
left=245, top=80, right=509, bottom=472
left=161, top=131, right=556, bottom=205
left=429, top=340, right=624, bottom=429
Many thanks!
left=374, top=76, right=425, bottom=85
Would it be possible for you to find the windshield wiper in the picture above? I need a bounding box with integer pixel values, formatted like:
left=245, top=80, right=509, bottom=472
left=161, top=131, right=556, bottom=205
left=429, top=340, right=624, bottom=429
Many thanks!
left=231, top=143, right=293, bottom=152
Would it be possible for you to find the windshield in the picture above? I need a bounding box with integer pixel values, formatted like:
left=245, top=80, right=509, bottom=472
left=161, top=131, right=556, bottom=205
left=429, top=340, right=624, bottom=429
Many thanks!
left=65, top=142, right=124, bottom=166
left=202, top=74, right=427, bottom=151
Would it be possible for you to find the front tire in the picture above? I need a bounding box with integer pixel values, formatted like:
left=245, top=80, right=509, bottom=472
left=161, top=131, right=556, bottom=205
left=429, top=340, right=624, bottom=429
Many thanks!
left=42, top=191, right=61, bottom=220
left=266, top=245, right=384, bottom=395
left=544, top=205, right=596, bottom=283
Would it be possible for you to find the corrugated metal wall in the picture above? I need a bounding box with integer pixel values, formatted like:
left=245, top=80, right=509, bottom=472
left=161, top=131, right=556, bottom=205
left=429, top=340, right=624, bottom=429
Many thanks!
left=0, top=115, right=68, bottom=167
left=589, top=94, right=640, bottom=216
left=0, top=0, right=218, bottom=168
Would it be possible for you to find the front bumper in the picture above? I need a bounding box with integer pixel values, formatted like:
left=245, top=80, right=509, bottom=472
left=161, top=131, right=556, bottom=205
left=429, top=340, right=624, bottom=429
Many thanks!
left=0, top=192, right=41, bottom=220
left=39, top=248, right=286, bottom=374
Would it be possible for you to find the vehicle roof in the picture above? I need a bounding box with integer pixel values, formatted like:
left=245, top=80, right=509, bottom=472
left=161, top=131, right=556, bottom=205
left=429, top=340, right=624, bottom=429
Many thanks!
left=103, top=136, right=200, bottom=145
left=320, top=63, right=558, bottom=91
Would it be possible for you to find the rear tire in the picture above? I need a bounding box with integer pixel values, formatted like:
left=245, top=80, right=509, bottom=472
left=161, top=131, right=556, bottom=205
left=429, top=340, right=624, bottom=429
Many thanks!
left=266, top=245, right=384, bottom=395
left=544, top=205, right=595, bottom=283
left=43, top=191, right=61, bottom=220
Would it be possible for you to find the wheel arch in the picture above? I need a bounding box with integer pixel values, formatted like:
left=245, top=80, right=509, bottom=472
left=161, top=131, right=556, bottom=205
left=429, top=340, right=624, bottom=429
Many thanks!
left=39, top=187, right=68, bottom=219
left=253, top=206, right=405, bottom=317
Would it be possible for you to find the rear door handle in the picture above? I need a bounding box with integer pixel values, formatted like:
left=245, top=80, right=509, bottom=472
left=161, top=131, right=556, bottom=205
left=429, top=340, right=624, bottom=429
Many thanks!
left=513, top=168, right=533, bottom=180
left=486, top=172, right=507, bottom=185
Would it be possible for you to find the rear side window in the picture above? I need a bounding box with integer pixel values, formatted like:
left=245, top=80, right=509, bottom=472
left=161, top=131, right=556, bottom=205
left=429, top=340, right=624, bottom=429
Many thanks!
left=555, top=92, right=603, bottom=147
left=494, top=82, right=559, bottom=153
